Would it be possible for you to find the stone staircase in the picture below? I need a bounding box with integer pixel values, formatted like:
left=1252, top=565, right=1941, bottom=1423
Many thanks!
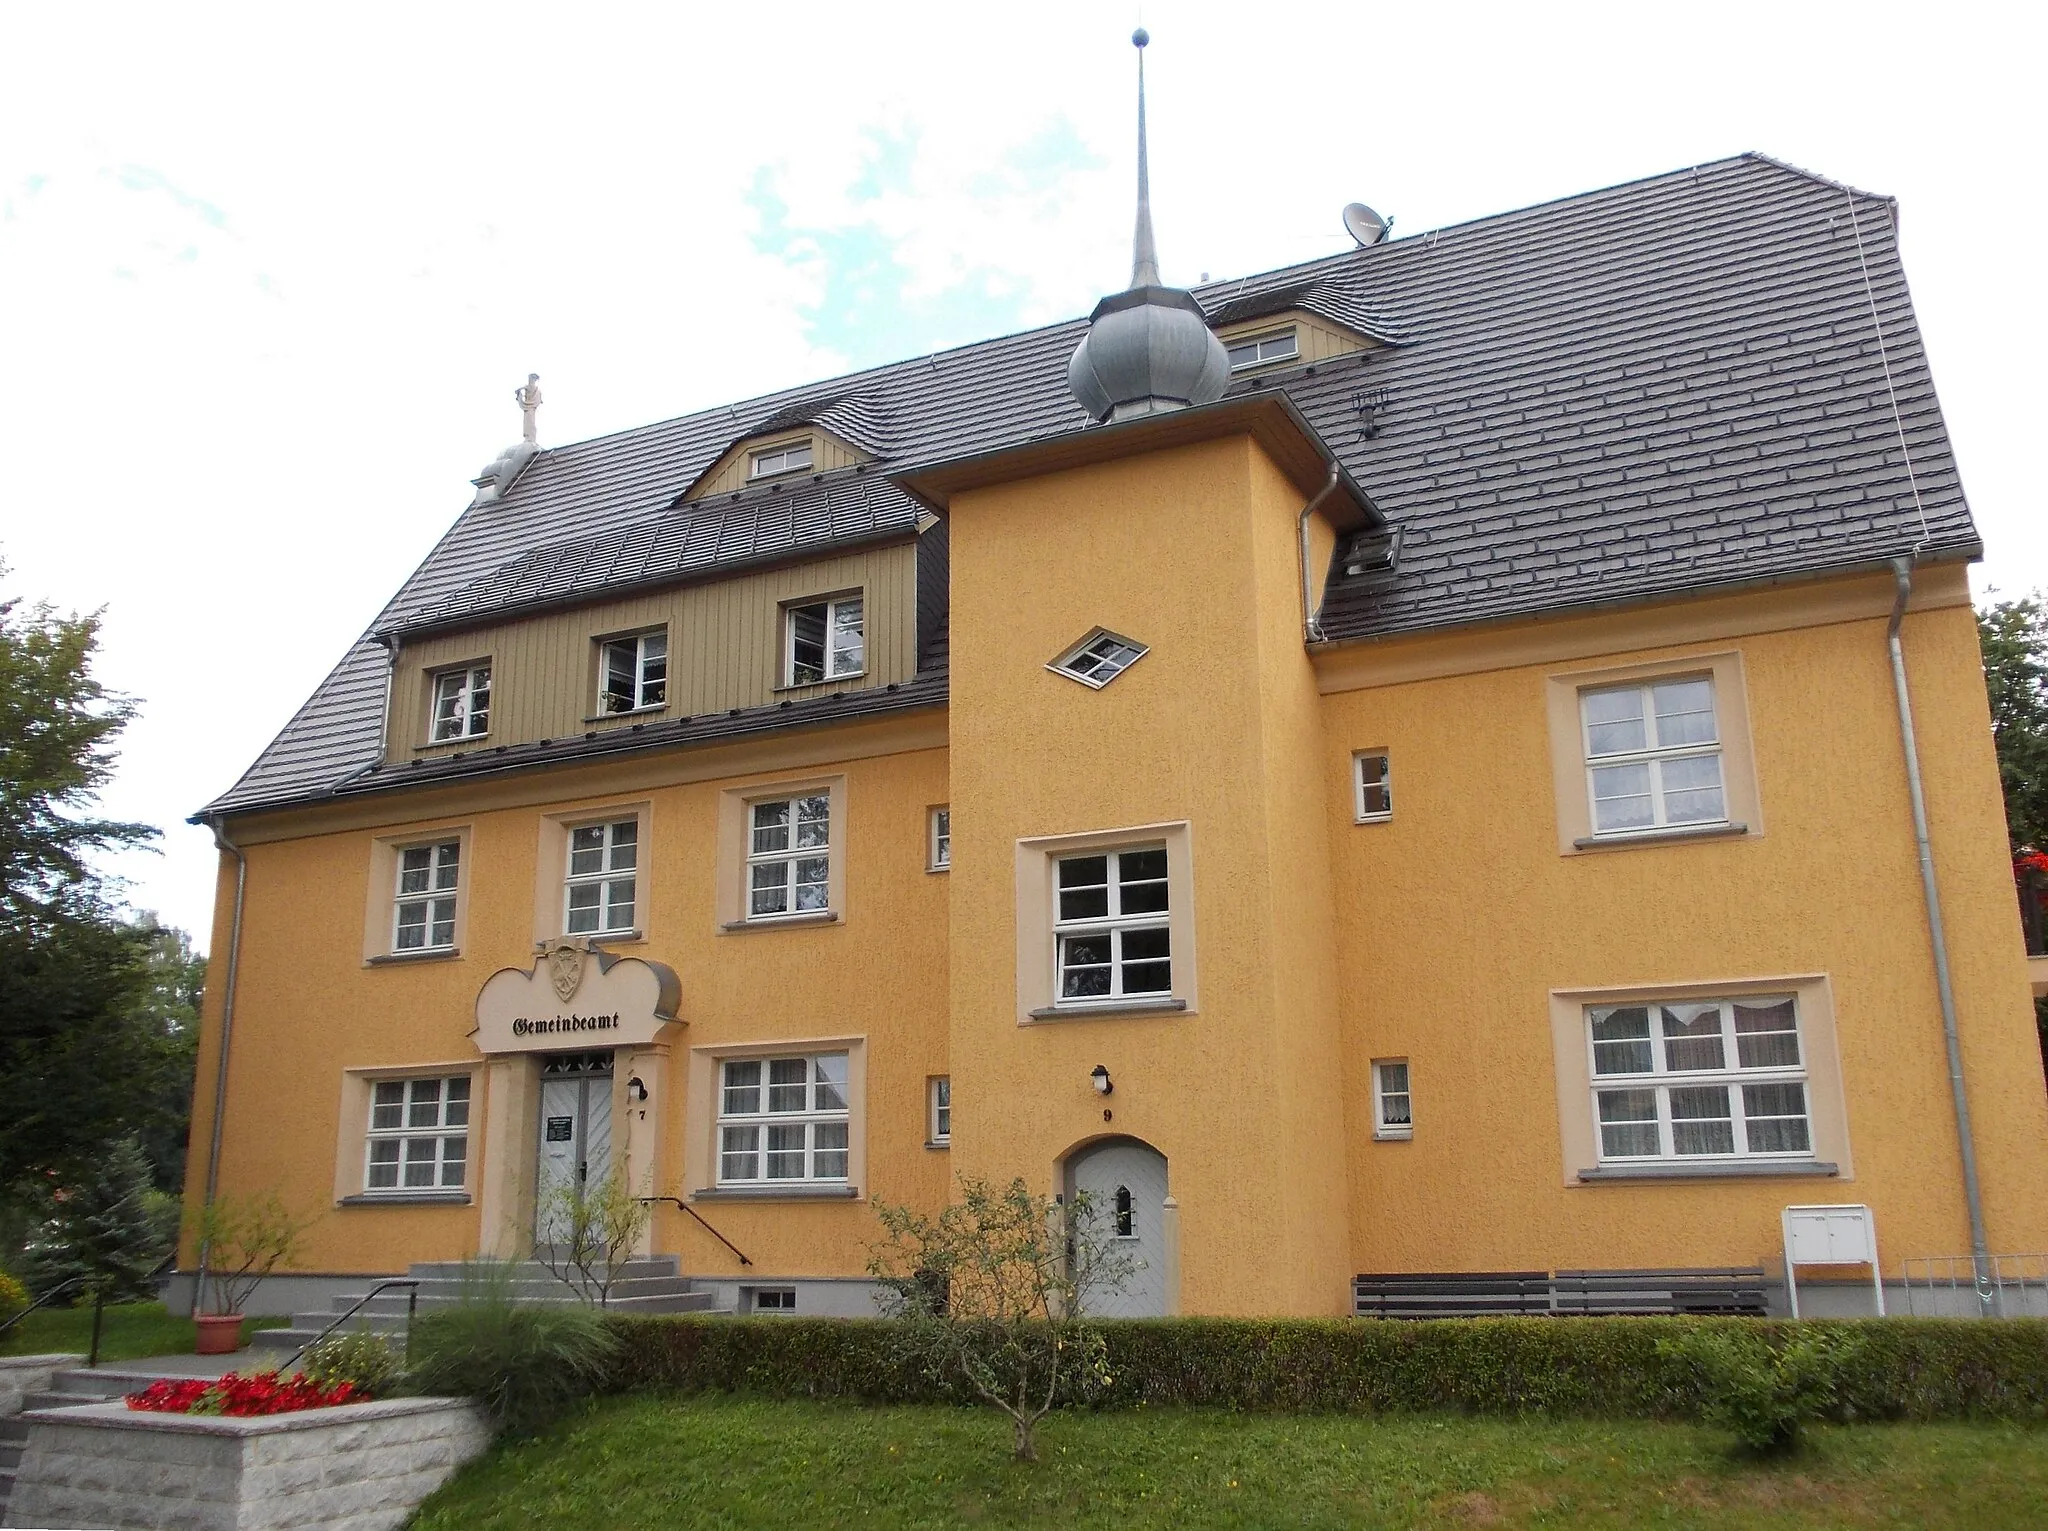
left=251, top=1254, right=724, bottom=1357
left=0, top=1361, right=188, bottom=1519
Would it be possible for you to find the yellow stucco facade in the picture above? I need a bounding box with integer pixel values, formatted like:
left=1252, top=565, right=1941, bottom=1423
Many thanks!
left=185, top=420, right=2048, bottom=1316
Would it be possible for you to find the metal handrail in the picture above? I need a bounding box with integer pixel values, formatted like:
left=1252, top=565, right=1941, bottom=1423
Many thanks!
left=0, top=1275, right=93, bottom=1339
left=277, top=1278, right=420, bottom=1372
left=639, top=1196, right=752, bottom=1267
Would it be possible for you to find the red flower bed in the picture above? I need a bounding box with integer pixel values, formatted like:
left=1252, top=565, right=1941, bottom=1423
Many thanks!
left=126, top=1371, right=362, bottom=1416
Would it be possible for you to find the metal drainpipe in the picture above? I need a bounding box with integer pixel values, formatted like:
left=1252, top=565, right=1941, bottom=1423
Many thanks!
left=192, top=816, right=249, bottom=1319
left=1298, top=463, right=1343, bottom=644
left=1887, top=557, right=1996, bottom=1315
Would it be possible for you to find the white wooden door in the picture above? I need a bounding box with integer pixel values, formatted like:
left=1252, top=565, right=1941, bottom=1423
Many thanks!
left=1067, top=1139, right=1169, bottom=1317
left=535, top=1071, right=614, bottom=1242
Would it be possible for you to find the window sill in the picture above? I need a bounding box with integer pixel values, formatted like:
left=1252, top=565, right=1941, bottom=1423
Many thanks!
left=1354, top=813, right=1393, bottom=826
left=774, top=672, right=867, bottom=695
left=420, top=733, right=491, bottom=750
left=559, top=929, right=644, bottom=945
left=925, top=1139, right=951, bottom=1152
left=367, top=948, right=460, bottom=966
left=1027, top=998, right=1188, bottom=1021
left=692, top=1185, right=860, bottom=1201
left=720, top=911, right=840, bottom=933
left=338, top=1192, right=473, bottom=1207
left=926, top=863, right=950, bottom=875
left=1573, top=821, right=1748, bottom=852
left=1576, top=1160, right=1838, bottom=1183
left=582, top=706, right=668, bottom=724
left=1373, top=1129, right=1414, bottom=1142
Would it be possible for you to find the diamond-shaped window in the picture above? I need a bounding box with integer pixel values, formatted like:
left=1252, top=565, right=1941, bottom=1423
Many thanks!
left=1049, top=629, right=1149, bottom=690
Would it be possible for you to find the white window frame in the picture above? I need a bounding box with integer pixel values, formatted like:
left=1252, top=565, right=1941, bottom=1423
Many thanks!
left=599, top=630, right=668, bottom=715
left=929, top=807, right=951, bottom=871
left=1580, top=675, right=1726, bottom=837
left=392, top=839, right=460, bottom=953
left=1049, top=628, right=1148, bottom=690
left=1586, top=995, right=1813, bottom=1166
left=784, top=595, right=864, bottom=686
left=928, top=1076, right=951, bottom=1145
left=364, top=1075, right=470, bottom=1193
left=1052, top=844, right=1172, bottom=1006
left=1225, top=327, right=1299, bottom=372
left=564, top=818, right=638, bottom=936
left=752, top=1287, right=798, bottom=1312
left=746, top=793, right=832, bottom=920
left=1354, top=751, right=1393, bottom=822
left=429, top=664, right=491, bottom=742
left=1372, top=1059, right=1412, bottom=1140
left=717, top=1052, right=850, bottom=1186
left=750, top=440, right=814, bottom=480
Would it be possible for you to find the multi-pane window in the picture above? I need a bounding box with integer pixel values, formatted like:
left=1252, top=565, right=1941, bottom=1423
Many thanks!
left=1373, top=1059, right=1413, bottom=1139
left=1052, top=629, right=1148, bottom=689
left=1226, top=328, right=1298, bottom=371
left=365, top=1076, right=470, bottom=1192
left=430, top=665, right=491, bottom=741
left=748, top=794, right=830, bottom=918
left=1580, top=677, right=1725, bottom=835
left=930, top=807, right=951, bottom=871
left=750, top=440, right=814, bottom=479
left=718, top=1053, right=850, bottom=1184
left=1355, top=752, right=1392, bottom=821
left=565, top=819, right=638, bottom=934
left=1588, top=995, right=1811, bottom=1164
left=929, top=1076, right=951, bottom=1144
left=1054, top=846, right=1171, bottom=1002
left=599, top=631, right=668, bottom=714
left=753, top=1288, right=797, bottom=1311
left=393, top=840, right=460, bottom=952
left=786, top=597, right=864, bottom=684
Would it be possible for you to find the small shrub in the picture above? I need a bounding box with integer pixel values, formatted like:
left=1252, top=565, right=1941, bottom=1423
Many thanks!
left=0, top=1270, right=28, bottom=1323
left=300, top=1331, right=400, bottom=1397
left=1659, top=1326, right=1858, bottom=1452
left=406, top=1260, right=617, bottom=1436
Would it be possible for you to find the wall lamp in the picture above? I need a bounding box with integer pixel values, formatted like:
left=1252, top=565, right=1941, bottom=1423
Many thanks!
left=627, top=1076, right=649, bottom=1103
left=1090, top=1065, right=1114, bottom=1097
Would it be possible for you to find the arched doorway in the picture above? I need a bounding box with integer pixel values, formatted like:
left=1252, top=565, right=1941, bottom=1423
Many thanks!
left=1064, top=1137, right=1169, bottom=1317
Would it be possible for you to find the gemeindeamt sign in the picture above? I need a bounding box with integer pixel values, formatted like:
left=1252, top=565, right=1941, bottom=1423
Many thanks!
left=472, top=940, right=682, bottom=1054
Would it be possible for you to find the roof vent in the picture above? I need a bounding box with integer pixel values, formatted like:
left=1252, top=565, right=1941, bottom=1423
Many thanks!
left=1341, top=526, right=1403, bottom=584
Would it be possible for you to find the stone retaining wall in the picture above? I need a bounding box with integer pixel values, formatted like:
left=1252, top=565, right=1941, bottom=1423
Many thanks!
left=3, top=1395, right=490, bottom=1531
left=0, top=1355, right=81, bottom=1418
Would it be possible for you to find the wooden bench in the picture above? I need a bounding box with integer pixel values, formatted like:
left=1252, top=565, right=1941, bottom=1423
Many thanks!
left=1353, top=1271, right=1553, bottom=1319
left=1551, top=1267, right=1769, bottom=1317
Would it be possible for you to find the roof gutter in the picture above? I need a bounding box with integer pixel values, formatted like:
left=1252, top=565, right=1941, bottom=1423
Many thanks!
left=1298, top=462, right=1342, bottom=644
left=193, top=815, right=249, bottom=1320
left=1886, top=557, right=1996, bottom=1315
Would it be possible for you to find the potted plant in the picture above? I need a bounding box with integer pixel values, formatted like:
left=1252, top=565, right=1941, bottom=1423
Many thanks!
left=190, top=1192, right=310, bottom=1354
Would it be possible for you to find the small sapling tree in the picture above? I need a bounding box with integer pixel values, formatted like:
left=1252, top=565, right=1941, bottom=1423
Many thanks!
left=192, top=1190, right=313, bottom=1316
left=532, top=1167, right=652, bottom=1307
left=869, top=1175, right=1137, bottom=1462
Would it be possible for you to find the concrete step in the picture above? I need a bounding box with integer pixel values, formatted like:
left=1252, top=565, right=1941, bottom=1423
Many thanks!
left=405, top=1256, right=682, bottom=1281
left=326, top=1274, right=704, bottom=1313
left=51, top=1371, right=132, bottom=1399
left=0, top=1418, right=26, bottom=1445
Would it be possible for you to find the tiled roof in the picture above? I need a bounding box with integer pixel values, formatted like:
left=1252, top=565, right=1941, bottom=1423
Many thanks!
left=203, top=153, right=1976, bottom=818
left=1202, top=279, right=1407, bottom=345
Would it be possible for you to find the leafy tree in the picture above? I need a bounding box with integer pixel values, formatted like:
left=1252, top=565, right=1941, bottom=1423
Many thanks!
left=0, top=573, right=154, bottom=929
left=1978, top=595, right=2048, bottom=1075
left=869, top=1177, right=1136, bottom=1462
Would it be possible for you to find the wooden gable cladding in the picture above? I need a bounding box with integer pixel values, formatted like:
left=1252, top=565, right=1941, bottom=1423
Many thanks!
left=386, top=540, right=920, bottom=761
left=682, top=426, right=872, bottom=502
left=1213, top=308, right=1382, bottom=367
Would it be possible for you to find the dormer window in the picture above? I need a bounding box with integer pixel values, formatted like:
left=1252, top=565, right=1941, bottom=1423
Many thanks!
left=599, top=630, right=668, bottom=714
left=750, top=440, right=814, bottom=480
left=1226, top=328, right=1298, bottom=372
left=429, top=664, right=491, bottom=742
left=786, top=595, right=864, bottom=685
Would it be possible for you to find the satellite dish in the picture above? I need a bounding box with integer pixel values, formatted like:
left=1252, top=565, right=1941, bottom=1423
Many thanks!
left=1342, top=202, right=1392, bottom=247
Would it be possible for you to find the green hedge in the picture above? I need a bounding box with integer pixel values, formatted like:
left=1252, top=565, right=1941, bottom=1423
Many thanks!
left=601, top=1315, right=2048, bottom=1422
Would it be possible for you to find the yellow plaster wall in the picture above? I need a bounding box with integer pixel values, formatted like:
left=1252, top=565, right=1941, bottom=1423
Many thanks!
left=187, top=739, right=952, bottom=1279
left=1322, top=594, right=2048, bottom=1276
left=943, top=434, right=1353, bottom=1316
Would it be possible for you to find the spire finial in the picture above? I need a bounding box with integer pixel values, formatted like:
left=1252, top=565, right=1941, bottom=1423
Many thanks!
left=515, top=373, right=542, bottom=444
left=1129, top=28, right=1159, bottom=290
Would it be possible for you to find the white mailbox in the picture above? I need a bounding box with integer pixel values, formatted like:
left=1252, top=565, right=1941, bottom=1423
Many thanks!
left=1781, top=1203, right=1884, bottom=1318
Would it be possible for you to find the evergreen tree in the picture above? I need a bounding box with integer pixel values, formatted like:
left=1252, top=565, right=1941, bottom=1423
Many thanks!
left=21, top=1136, right=172, bottom=1301
left=1979, top=594, right=2048, bottom=854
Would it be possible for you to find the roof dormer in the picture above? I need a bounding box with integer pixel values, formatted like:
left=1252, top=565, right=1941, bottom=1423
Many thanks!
left=680, top=392, right=885, bottom=502
left=1204, top=280, right=1401, bottom=374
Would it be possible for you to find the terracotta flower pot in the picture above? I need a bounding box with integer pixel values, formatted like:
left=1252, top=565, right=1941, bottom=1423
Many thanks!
left=193, top=1314, right=245, bottom=1355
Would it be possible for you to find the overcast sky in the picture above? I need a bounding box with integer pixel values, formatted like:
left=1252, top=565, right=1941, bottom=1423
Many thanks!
left=3, top=0, right=2041, bottom=948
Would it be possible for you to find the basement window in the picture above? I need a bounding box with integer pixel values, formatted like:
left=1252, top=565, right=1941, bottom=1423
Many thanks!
left=1226, top=328, right=1298, bottom=372
left=1050, top=629, right=1148, bottom=689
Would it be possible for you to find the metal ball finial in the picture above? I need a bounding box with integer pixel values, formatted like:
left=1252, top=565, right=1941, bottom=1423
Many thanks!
left=1132, top=26, right=1149, bottom=47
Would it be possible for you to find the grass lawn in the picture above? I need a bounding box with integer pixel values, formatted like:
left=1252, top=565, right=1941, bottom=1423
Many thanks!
left=410, top=1393, right=2048, bottom=1530
left=0, top=1302, right=290, bottom=1364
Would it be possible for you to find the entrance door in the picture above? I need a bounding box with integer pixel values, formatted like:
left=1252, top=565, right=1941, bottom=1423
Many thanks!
left=535, top=1052, right=614, bottom=1243
left=1066, top=1138, right=1169, bottom=1317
